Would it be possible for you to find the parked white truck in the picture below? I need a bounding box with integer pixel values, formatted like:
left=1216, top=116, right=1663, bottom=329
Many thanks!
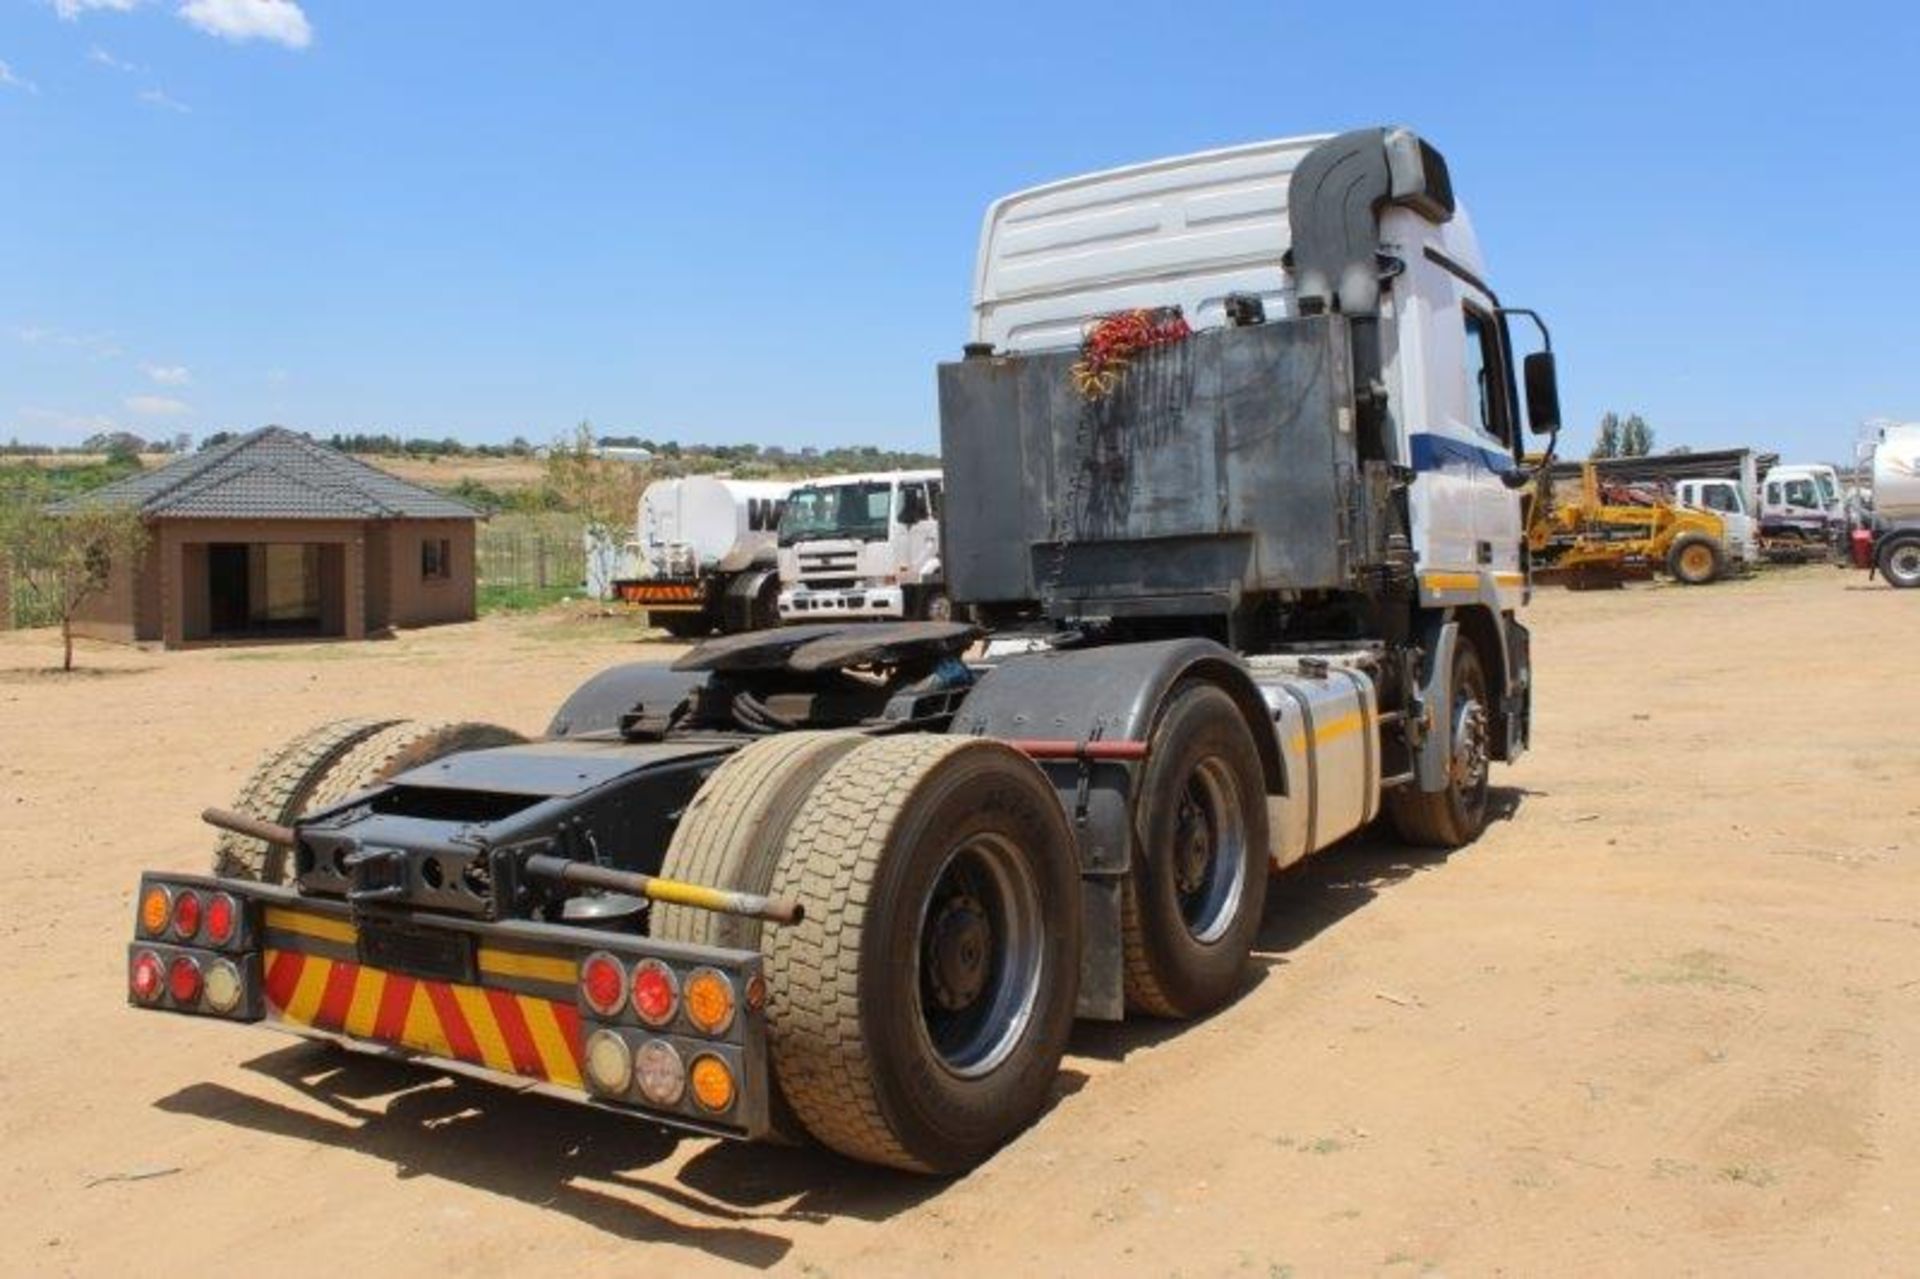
left=775, top=469, right=948, bottom=621
left=127, top=125, right=1561, bottom=1176
left=1759, top=462, right=1846, bottom=559
left=1673, top=477, right=1759, bottom=566
left=614, top=476, right=791, bottom=637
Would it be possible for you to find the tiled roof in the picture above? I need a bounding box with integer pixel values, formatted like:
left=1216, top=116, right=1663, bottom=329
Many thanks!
left=52, top=427, right=481, bottom=521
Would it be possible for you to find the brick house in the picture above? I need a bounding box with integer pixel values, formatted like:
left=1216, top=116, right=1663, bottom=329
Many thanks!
left=56, top=427, right=482, bottom=647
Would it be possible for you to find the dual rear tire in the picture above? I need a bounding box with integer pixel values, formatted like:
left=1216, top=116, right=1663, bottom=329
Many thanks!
left=662, top=733, right=1082, bottom=1173
left=663, top=685, right=1278, bottom=1169
left=210, top=718, right=527, bottom=884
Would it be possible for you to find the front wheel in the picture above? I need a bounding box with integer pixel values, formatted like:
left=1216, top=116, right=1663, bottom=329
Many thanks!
left=1880, top=537, right=1920, bottom=589
left=1666, top=533, right=1725, bottom=585
left=765, top=735, right=1080, bottom=1173
left=1387, top=641, right=1493, bottom=849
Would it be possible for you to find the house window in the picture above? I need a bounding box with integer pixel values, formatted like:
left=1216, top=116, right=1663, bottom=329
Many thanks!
left=422, top=537, right=452, bottom=581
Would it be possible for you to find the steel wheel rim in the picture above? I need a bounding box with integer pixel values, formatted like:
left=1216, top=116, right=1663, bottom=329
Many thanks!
left=1452, top=695, right=1491, bottom=800
left=912, top=833, right=1043, bottom=1079
left=1172, top=757, right=1248, bottom=945
left=925, top=594, right=953, bottom=622
left=1890, top=545, right=1920, bottom=582
left=1681, top=545, right=1712, bottom=578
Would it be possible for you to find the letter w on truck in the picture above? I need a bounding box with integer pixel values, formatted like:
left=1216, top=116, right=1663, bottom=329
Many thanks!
left=125, top=126, right=1560, bottom=1173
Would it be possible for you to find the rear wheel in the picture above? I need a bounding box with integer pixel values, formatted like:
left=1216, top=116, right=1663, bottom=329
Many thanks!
left=655, top=731, right=866, bottom=1143
left=1387, top=641, right=1492, bottom=848
left=654, top=732, right=866, bottom=952
left=1666, top=533, right=1724, bottom=585
left=212, top=718, right=399, bottom=883
left=765, top=735, right=1080, bottom=1172
left=1121, top=682, right=1270, bottom=1018
left=749, top=575, right=781, bottom=631
left=1879, top=536, right=1920, bottom=589
left=920, top=589, right=953, bottom=623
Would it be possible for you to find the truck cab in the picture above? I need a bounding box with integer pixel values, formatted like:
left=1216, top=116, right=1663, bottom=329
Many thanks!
left=775, top=469, right=947, bottom=621
left=1761, top=463, right=1845, bottom=556
left=1675, top=477, right=1757, bottom=565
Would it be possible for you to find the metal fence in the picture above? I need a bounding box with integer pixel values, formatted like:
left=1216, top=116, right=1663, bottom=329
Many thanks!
left=476, top=516, right=590, bottom=592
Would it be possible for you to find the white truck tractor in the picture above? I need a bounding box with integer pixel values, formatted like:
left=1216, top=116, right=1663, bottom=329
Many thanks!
left=128, top=126, right=1561, bottom=1176
left=1759, top=462, right=1846, bottom=559
left=1674, top=477, right=1759, bottom=566
left=775, top=469, right=948, bottom=621
left=613, top=476, right=791, bottom=637
left=1849, top=423, right=1920, bottom=587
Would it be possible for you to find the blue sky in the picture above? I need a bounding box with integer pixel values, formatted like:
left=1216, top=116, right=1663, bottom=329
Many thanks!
left=1, top=1, right=1913, bottom=461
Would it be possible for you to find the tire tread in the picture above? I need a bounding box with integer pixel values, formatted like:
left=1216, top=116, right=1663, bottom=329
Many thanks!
left=211, top=717, right=399, bottom=881
left=766, top=734, right=982, bottom=1171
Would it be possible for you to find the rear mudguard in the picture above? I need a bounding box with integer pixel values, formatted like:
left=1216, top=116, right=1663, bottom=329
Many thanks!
left=952, top=638, right=1281, bottom=1020
left=546, top=663, right=710, bottom=740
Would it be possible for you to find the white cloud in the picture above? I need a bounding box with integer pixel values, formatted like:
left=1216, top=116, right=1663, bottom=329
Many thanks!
left=15, top=325, right=122, bottom=359
left=87, top=44, right=140, bottom=72
left=124, top=394, right=191, bottom=416
left=138, top=86, right=191, bottom=113
left=141, top=362, right=192, bottom=386
left=53, top=0, right=142, bottom=19
left=177, top=0, right=311, bottom=50
left=0, top=60, right=40, bottom=95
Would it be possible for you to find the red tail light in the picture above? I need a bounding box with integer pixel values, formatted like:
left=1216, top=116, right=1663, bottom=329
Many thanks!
left=205, top=893, right=237, bottom=946
left=631, top=959, right=679, bottom=1027
left=171, top=890, right=202, bottom=940
left=580, top=951, right=626, bottom=1017
left=167, top=955, right=203, bottom=1005
left=130, top=950, right=165, bottom=1004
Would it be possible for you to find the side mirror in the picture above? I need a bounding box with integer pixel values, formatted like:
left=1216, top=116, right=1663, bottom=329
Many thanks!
left=1523, top=351, right=1561, bottom=436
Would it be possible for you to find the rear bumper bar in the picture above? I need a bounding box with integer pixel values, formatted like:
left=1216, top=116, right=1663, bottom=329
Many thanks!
left=126, top=872, right=771, bottom=1141
left=613, top=578, right=712, bottom=611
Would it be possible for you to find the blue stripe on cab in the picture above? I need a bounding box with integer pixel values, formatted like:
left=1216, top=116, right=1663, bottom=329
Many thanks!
left=1409, top=432, right=1516, bottom=475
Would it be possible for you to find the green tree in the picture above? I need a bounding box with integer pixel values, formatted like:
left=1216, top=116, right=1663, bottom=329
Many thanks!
left=1592, top=412, right=1622, bottom=459
left=543, top=422, right=650, bottom=539
left=0, top=472, right=150, bottom=671
left=1619, top=414, right=1655, bottom=457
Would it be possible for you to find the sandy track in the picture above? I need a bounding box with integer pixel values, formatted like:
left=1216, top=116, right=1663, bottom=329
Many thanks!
left=2, top=568, right=1915, bottom=1276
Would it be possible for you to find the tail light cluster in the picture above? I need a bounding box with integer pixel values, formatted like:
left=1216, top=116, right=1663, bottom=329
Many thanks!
left=575, top=949, right=762, bottom=1123
left=128, top=876, right=262, bottom=1021
left=136, top=881, right=250, bottom=952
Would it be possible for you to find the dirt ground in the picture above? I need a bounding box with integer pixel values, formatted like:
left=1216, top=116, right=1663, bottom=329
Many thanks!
left=2, top=567, right=1914, bottom=1277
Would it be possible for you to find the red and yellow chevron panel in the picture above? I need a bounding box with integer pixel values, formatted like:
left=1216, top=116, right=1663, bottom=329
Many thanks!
left=616, top=581, right=703, bottom=604
left=263, top=948, right=584, bottom=1088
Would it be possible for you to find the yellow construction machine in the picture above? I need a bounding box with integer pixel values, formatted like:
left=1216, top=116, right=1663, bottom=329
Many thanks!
left=1525, top=461, right=1730, bottom=588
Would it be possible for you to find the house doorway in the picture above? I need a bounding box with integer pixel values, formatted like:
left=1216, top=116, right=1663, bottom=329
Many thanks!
left=197, top=542, right=344, bottom=640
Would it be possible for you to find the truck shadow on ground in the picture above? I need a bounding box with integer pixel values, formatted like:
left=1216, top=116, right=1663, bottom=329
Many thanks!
left=151, top=788, right=1526, bottom=1261
left=1069, top=785, right=1530, bottom=1063
left=156, top=1041, right=1083, bottom=1265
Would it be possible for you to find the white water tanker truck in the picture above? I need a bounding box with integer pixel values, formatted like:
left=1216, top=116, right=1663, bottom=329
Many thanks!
left=122, top=126, right=1560, bottom=1173
left=613, top=476, right=791, bottom=636
left=1848, top=423, right=1920, bottom=587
